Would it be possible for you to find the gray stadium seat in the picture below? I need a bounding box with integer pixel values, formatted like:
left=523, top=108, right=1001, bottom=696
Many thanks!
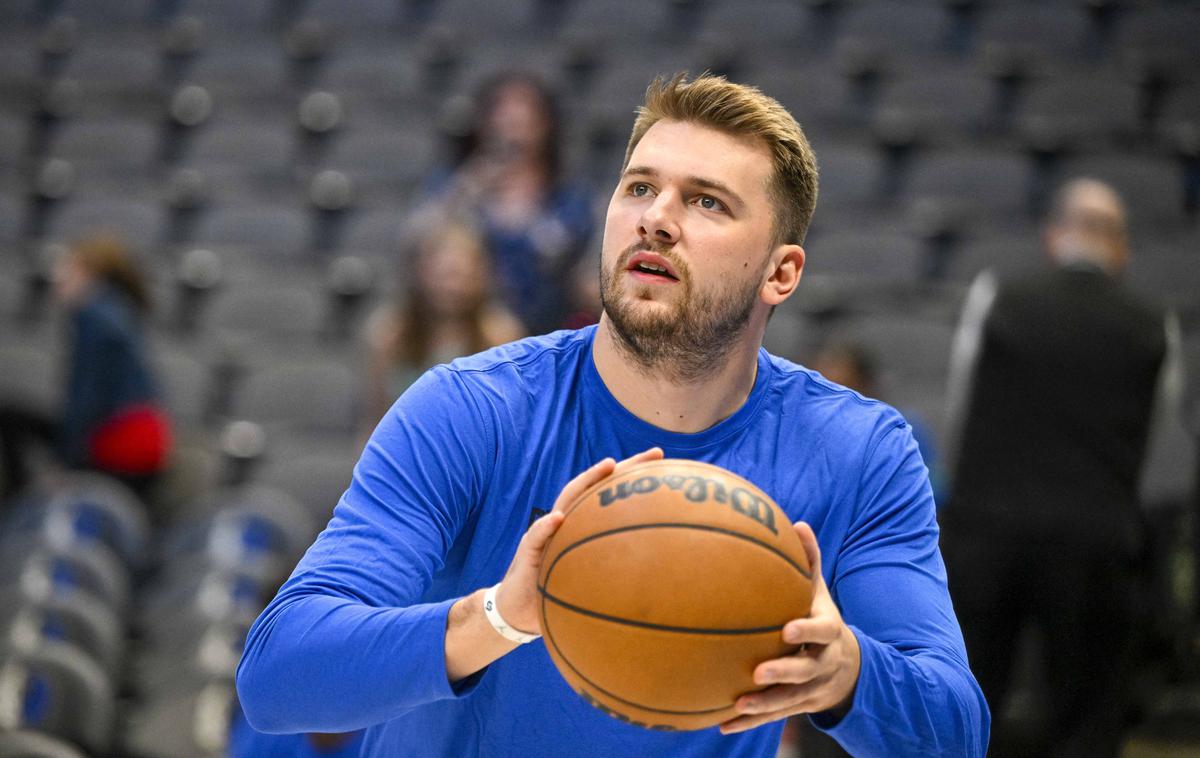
left=1116, top=5, right=1200, bottom=80
left=695, top=0, right=811, bottom=49
left=976, top=3, right=1093, bottom=71
left=0, top=641, right=116, bottom=756
left=253, top=442, right=358, bottom=520
left=807, top=143, right=887, bottom=212
left=1016, top=73, right=1142, bottom=150
left=1127, top=231, right=1200, bottom=311
left=0, top=593, right=125, bottom=679
left=0, top=730, right=88, bottom=758
left=805, top=226, right=924, bottom=284
left=324, top=123, right=439, bottom=194
left=318, top=44, right=423, bottom=103
left=0, top=334, right=61, bottom=418
left=0, top=113, right=28, bottom=169
left=177, top=0, right=274, bottom=27
left=58, top=39, right=161, bottom=98
left=229, top=357, right=358, bottom=437
left=874, top=68, right=995, bottom=141
left=904, top=147, right=1034, bottom=225
left=189, top=42, right=288, bottom=96
left=202, top=281, right=325, bottom=344
left=183, top=119, right=295, bottom=179
left=45, top=197, right=165, bottom=252
left=558, top=0, right=677, bottom=46
left=947, top=229, right=1044, bottom=284
left=835, top=0, right=954, bottom=61
left=47, top=117, right=160, bottom=173
left=153, top=341, right=212, bottom=426
left=193, top=203, right=309, bottom=255
left=0, top=545, right=132, bottom=615
left=427, top=0, right=540, bottom=38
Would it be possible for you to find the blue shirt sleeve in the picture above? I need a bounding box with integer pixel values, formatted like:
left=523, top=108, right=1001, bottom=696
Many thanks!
left=236, top=366, right=496, bottom=733
left=810, top=420, right=990, bottom=756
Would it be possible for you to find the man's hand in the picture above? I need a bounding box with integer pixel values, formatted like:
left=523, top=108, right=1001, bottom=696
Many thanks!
left=445, top=448, right=663, bottom=682
left=495, top=447, right=664, bottom=634
left=719, top=521, right=861, bottom=735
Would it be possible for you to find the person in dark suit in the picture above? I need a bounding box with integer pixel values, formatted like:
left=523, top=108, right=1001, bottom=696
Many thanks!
left=941, top=178, right=1180, bottom=758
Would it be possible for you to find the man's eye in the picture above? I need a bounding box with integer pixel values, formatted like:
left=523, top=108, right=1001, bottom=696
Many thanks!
left=696, top=195, right=725, bottom=212
left=631, top=183, right=650, bottom=197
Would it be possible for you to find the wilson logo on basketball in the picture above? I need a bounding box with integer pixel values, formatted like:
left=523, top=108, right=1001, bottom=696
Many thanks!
left=597, top=474, right=778, bottom=535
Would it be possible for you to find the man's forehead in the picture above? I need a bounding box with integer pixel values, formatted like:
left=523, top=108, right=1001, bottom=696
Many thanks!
left=627, top=120, right=774, bottom=195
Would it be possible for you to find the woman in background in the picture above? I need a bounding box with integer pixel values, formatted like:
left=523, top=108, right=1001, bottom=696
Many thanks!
left=427, top=72, right=595, bottom=334
left=55, top=235, right=172, bottom=498
left=361, top=217, right=524, bottom=435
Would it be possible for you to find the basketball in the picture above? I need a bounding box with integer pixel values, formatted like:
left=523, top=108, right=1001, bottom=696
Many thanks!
left=537, top=459, right=813, bottom=731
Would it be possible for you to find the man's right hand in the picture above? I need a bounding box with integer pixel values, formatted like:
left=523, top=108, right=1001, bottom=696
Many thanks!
left=494, top=447, right=665, bottom=635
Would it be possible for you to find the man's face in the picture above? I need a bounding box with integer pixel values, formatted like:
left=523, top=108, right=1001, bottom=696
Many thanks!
left=599, top=119, right=780, bottom=379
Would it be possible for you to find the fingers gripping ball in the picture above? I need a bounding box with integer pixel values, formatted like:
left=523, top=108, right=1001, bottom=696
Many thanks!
left=537, top=459, right=813, bottom=731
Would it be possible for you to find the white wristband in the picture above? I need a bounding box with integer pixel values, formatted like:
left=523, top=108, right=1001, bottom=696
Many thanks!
left=483, top=583, right=540, bottom=644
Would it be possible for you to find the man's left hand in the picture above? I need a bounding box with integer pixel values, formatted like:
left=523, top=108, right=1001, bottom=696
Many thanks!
left=719, top=521, right=861, bottom=735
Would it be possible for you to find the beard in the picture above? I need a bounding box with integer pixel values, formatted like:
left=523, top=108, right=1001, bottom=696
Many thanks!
left=599, top=241, right=761, bottom=383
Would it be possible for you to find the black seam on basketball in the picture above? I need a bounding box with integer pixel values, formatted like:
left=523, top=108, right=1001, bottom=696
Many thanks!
left=544, top=522, right=812, bottom=584
left=539, top=589, right=786, bottom=635
left=540, top=593, right=742, bottom=718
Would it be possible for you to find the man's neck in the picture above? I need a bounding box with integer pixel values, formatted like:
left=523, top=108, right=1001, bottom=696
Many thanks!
left=591, top=314, right=763, bottom=434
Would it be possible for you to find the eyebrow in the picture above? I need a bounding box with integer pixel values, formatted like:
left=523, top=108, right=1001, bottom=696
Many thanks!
left=622, top=165, right=746, bottom=211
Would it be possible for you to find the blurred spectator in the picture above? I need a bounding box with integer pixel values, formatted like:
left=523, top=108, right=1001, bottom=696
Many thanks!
left=1, top=235, right=172, bottom=502
left=361, top=216, right=524, bottom=434
left=810, top=339, right=943, bottom=502
left=941, top=179, right=1180, bottom=757
left=426, top=72, right=595, bottom=334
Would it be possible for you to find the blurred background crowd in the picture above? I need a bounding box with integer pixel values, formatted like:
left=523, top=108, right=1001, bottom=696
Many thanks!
left=0, top=0, right=1197, bottom=756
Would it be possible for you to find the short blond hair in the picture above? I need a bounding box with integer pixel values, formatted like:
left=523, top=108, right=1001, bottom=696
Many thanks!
left=623, top=73, right=819, bottom=245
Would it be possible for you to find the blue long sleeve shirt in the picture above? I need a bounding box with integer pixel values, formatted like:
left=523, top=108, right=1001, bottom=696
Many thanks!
left=237, top=326, right=989, bottom=757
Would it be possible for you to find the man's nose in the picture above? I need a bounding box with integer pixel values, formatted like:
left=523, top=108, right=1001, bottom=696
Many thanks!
left=637, top=194, right=680, bottom=244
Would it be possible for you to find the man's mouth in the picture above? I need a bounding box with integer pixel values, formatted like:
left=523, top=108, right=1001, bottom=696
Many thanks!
left=626, top=252, right=680, bottom=284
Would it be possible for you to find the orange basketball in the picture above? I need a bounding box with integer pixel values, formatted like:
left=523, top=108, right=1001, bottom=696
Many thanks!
left=537, top=459, right=813, bottom=731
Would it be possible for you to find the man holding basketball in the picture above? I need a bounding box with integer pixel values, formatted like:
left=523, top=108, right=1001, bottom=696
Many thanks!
left=238, top=74, right=989, bottom=756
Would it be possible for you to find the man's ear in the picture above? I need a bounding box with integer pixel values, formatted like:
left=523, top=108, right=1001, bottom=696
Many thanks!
left=761, top=244, right=805, bottom=306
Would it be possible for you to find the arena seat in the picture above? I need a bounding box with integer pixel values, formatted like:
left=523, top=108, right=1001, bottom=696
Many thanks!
left=0, top=593, right=125, bottom=679
left=45, top=196, right=165, bottom=253
left=252, top=441, right=359, bottom=520
left=202, top=280, right=326, bottom=346
left=873, top=68, right=995, bottom=143
left=946, top=228, right=1044, bottom=284
left=228, top=357, right=359, bottom=438
left=803, top=142, right=888, bottom=215
left=0, top=545, right=132, bottom=615
left=58, top=38, right=162, bottom=99
left=695, top=0, right=811, bottom=49
left=1015, top=72, right=1142, bottom=151
left=0, top=640, right=116, bottom=756
left=903, top=146, right=1035, bottom=227
left=806, top=226, right=925, bottom=285
left=193, top=202, right=310, bottom=256
left=835, top=0, right=956, bottom=63
left=0, top=729, right=88, bottom=758
left=46, top=116, right=160, bottom=173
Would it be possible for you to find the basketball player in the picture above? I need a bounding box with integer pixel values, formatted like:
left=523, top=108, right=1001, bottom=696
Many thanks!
left=238, top=74, right=989, bottom=757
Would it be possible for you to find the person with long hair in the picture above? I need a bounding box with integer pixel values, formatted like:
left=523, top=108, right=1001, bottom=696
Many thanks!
left=53, top=235, right=172, bottom=497
left=0, top=234, right=172, bottom=503
left=427, top=72, right=595, bottom=334
left=361, top=217, right=524, bottom=433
